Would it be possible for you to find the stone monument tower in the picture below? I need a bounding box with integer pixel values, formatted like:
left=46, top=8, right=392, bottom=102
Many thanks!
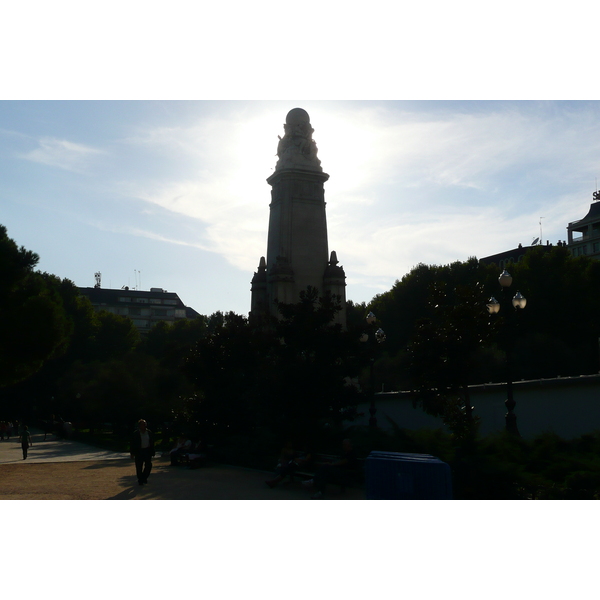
left=250, top=108, right=346, bottom=325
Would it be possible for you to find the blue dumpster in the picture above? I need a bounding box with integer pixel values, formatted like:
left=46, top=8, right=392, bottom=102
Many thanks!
left=366, top=451, right=452, bottom=500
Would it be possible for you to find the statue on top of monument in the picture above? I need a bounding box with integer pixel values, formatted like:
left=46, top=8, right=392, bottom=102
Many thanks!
left=275, top=108, right=322, bottom=172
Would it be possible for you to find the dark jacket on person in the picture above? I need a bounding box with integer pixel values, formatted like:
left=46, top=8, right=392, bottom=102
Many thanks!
left=130, top=429, right=155, bottom=456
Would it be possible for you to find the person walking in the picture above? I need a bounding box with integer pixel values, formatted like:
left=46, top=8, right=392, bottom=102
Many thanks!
left=130, top=419, right=155, bottom=486
left=19, top=426, right=32, bottom=459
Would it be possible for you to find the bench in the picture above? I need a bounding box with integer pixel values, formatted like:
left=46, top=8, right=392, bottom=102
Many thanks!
left=179, top=453, right=206, bottom=468
left=168, top=443, right=213, bottom=468
left=283, top=454, right=365, bottom=489
left=291, top=454, right=337, bottom=479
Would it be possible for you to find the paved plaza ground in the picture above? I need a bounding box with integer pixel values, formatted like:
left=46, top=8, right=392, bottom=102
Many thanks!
left=0, top=430, right=365, bottom=500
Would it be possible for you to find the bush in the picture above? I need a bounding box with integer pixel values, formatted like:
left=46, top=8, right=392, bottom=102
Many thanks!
left=346, top=423, right=600, bottom=499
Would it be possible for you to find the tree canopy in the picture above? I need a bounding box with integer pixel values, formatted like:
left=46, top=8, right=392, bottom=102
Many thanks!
left=369, top=248, right=600, bottom=390
left=182, top=288, right=364, bottom=444
left=0, top=226, right=73, bottom=387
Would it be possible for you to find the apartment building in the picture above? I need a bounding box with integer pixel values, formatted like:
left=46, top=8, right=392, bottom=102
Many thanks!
left=79, top=286, right=199, bottom=334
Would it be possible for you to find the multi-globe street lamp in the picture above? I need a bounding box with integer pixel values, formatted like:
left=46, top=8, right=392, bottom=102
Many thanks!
left=486, top=269, right=527, bottom=436
left=360, top=311, right=386, bottom=428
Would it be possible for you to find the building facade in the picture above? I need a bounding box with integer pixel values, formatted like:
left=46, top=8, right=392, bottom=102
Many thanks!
left=567, top=191, right=600, bottom=259
left=479, top=241, right=568, bottom=269
left=479, top=244, right=537, bottom=269
left=79, top=286, right=199, bottom=334
left=250, top=108, right=347, bottom=325
left=481, top=191, right=600, bottom=267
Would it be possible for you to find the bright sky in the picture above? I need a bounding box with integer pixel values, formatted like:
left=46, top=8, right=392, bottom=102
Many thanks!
left=2, top=100, right=599, bottom=316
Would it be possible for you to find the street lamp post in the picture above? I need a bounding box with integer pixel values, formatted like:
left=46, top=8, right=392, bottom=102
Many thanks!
left=486, top=269, right=527, bottom=436
left=361, top=312, right=386, bottom=428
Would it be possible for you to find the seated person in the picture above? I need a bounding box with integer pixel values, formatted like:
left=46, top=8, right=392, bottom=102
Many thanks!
left=302, top=439, right=358, bottom=499
left=266, top=440, right=313, bottom=488
left=187, top=439, right=208, bottom=469
left=170, top=435, right=192, bottom=465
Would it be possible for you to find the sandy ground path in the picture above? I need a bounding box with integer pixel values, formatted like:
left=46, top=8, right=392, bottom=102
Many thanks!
left=0, top=457, right=367, bottom=499
left=0, top=431, right=365, bottom=500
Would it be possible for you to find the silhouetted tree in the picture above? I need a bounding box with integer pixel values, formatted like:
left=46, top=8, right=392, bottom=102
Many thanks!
left=181, top=290, right=365, bottom=444
left=509, top=245, right=600, bottom=378
left=408, top=279, right=493, bottom=437
left=140, top=317, right=208, bottom=369
left=263, top=287, right=363, bottom=439
left=369, top=249, right=600, bottom=393
left=0, top=225, right=73, bottom=387
left=182, top=311, right=270, bottom=440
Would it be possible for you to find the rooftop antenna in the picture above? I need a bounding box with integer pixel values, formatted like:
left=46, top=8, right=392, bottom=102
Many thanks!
left=539, top=217, right=544, bottom=245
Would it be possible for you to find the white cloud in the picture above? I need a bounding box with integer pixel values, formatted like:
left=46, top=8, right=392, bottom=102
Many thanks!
left=125, top=178, right=266, bottom=269
left=119, top=227, right=213, bottom=251
left=19, top=137, right=105, bottom=172
left=118, top=110, right=286, bottom=271
left=110, top=102, right=600, bottom=301
left=326, top=103, right=600, bottom=277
